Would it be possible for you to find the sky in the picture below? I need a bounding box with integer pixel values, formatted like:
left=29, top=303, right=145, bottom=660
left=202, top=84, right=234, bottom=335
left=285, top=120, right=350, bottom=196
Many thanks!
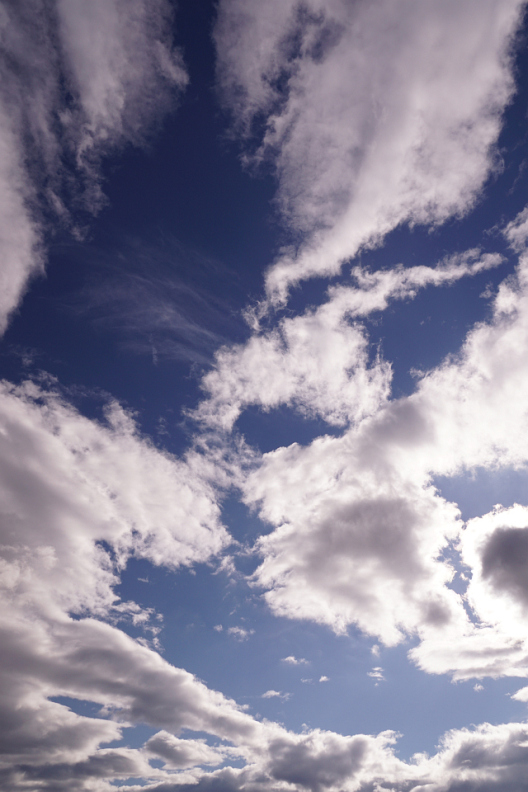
left=5, top=0, right=528, bottom=790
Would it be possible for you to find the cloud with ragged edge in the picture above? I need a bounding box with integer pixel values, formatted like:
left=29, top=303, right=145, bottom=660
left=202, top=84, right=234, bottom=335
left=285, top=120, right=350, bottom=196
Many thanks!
left=224, top=244, right=528, bottom=675
left=215, top=0, right=523, bottom=305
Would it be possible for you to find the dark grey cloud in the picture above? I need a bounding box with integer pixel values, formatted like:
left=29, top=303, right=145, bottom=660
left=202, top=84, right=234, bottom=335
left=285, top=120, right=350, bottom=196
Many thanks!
left=481, top=526, right=528, bottom=606
left=266, top=732, right=366, bottom=792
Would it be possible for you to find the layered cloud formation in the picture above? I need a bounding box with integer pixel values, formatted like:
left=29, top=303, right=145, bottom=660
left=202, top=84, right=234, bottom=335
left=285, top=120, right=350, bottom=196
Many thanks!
left=3, top=0, right=528, bottom=790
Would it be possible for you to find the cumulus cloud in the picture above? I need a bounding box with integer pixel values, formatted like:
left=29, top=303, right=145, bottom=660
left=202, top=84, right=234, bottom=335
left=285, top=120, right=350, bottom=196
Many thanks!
left=281, top=655, right=309, bottom=665
left=193, top=294, right=391, bottom=431
left=5, top=3, right=528, bottom=788
left=161, top=722, right=528, bottom=792
left=463, top=505, right=528, bottom=629
left=216, top=250, right=528, bottom=670
left=194, top=249, right=500, bottom=432
left=215, top=0, right=523, bottom=303
left=511, top=686, right=528, bottom=702
left=244, top=426, right=465, bottom=644
left=0, top=379, right=228, bottom=620
left=413, top=504, right=528, bottom=681
left=0, top=0, right=187, bottom=332
left=0, top=379, right=262, bottom=789
left=412, top=721, right=528, bottom=792
left=145, top=731, right=233, bottom=769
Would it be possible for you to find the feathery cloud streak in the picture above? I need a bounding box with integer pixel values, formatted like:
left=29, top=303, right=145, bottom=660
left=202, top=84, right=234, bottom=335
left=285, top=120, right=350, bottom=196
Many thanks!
left=0, top=0, right=186, bottom=332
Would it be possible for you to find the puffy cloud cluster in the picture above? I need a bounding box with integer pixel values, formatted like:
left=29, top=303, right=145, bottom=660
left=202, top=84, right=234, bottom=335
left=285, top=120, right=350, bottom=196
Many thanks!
left=0, top=380, right=257, bottom=789
left=0, top=379, right=228, bottom=619
left=245, top=424, right=465, bottom=644
left=194, top=249, right=500, bottom=431
left=414, top=503, right=528, bottom=681
left=193, top=296, right=392, bottom=431
left=4, top=1, right=528, bottom=789
left=215, top=0, right=523, bottom=303
left=200, top=247, right=528, bottom=674
left=4, top=369, right=528, bottom=790
left=114, top=721, right=528, bottom=792
left=0, top=0, right=187, bottom=332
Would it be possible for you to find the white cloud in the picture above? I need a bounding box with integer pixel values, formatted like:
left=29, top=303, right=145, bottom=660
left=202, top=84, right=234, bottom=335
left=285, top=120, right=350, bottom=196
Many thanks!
left=215, top=0, right=523, bottom=303
left=194, top=249, right=500, bottom=433
left=413, top=503, right=528, bottom=681
left=0, top=0, right=187, bottom=333
left=0, top=379, right=228, bottom=622
left=462, top=505, right=528, bottom=638
left=132, top=721, right=528, bottom=792
left=262, top=690, right=290, bottom=701
left=325, top=249, right=503, bottom=321
left=0, top=379, right=269, bottom=788
left=6, top=712, right=528, bottom=791
left=227, top=626, right=255, bottom=641
left=282, top=655, right=309, bottom=665
left=193, top=296, right=391, bottom=431
left=319, top=675, right=329, bottom=683
left=504, top=205, right=528, bottom=252
left=246, top=437, right=464, bottom=644
left=412, top=721, right=528, bottom=792
left=367, top=668, right=385, bottom=683
left=225, top=251, right=528, bottom=670
left=511, top=686, right=528, bottom=702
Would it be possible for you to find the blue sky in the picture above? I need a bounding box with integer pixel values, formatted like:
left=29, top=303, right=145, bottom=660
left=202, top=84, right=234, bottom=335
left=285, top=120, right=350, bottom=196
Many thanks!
left=4, top=1, right=528, bottom=790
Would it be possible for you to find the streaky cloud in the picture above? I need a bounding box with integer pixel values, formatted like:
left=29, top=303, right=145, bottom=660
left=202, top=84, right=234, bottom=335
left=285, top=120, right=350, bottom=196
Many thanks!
left=0, top=0, right=187, bottom=333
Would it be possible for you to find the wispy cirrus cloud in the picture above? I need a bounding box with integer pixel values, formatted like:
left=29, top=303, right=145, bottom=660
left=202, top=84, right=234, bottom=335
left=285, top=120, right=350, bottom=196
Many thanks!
left=0, top=0, right=187, bottom=333
left=67, top=235, right=244, bottom=365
